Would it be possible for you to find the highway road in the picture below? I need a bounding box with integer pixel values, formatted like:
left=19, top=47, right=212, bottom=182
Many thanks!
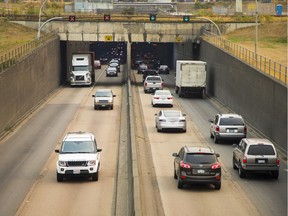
left=0, top=65, right=286, bottom=216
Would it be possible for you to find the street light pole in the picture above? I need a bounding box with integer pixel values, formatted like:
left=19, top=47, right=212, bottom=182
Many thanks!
left=255, top=0, right=258, bottom=57
left=196, top=17, right=221, bottom=36
left=37, top=0, right=48, bottom=40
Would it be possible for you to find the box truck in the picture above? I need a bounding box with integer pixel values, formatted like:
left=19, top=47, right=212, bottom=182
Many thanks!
left=175, top=60, right=207, bottom=98
left=70, top=52, right=95, bottom=86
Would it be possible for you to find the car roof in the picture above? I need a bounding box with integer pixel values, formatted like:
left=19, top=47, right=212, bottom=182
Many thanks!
left=96, top=89, right=112, bottom=92
left=242, top=138, right=274, bottom=146
left=184, top=146, right=215, bottom=154
left=64, top=132, right=95, bottom=142
left=219, top=113, right=243, bottom=118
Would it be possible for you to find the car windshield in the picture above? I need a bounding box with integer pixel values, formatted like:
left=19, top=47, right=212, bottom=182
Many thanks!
left=61, top=141, right=95, bottom=153
left=96, top=91, right=111, bottom=97
left=219, top=118, right=244, bottom=126
left=163, top=111, right=180, bottom=117
left=147, top=77, right=161, bottom=82
left=186, top=153, right=216, bottom=164
left=247, top=145, right=275, bottom=155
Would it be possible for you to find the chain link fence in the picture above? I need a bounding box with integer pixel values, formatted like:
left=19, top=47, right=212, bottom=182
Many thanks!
left=202, top=30, right=287, bottom=85
left=0, top=31, right=59, bottom=73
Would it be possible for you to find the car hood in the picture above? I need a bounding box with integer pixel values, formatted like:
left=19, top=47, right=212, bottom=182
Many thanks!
left=58, top=153, right=97, bottom=161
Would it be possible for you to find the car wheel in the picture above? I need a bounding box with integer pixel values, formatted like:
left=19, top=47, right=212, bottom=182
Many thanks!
left=57, top=173, right=64, bottom=182
left=233, top=157, right=237, bottom=170
left=271, top=170, right=279, bottom=179
left=170, top=104, right=173, bottom=108
left=174, top=169, right=177, bottom=179
left=144, top=90, right=147, bottom=93
left=213, top=135, right=218, bottom=144
left=238, top=162, right=246, bottom=178
left=182, top=129, right=186, bottom=133
left=111, top=105, right=114, bottom=110
left=210, top=132, right=214, bottom=138
left=94, top=105, right=97, bottom=110
left=92, top=172, right=99, bottom=181
left=177, top=175, right=183, bottom=189
left=214, top=182, right=221, bottom=190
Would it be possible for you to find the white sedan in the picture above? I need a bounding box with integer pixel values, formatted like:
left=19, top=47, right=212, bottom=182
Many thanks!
left=155, top=110, right=186, bottom=133
left=151, top=90, right=173, bottom=107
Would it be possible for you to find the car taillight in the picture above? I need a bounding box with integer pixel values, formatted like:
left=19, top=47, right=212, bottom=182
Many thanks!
left=242, top=156, right=247, bottom=164
left=180, top=161, right=191, bottom=169
left=154, top=97, right=160, bottom=99
left=276, top=158, right=280, bottom=165
left=211, top=162, right=221, bottom=169
left=167, top=97, right=173, bottom=100
left=215, top=126, right=220, bottom=132
left=244, top=126, right=247, bottom=134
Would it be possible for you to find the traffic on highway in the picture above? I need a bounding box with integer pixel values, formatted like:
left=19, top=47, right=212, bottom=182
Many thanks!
left=0, top=53, right=287, bottom=216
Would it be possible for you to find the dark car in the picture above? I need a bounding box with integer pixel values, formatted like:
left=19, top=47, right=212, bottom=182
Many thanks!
left=143, top=69, right=159, bottom=82
left=172, top=146, right=221, bottom=190
left=137, top=63, right=148, bottom=74
left=158, top=65, right=170, bottom=74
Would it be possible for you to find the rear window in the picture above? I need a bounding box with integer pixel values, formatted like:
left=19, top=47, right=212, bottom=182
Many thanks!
left=163, top=111, right=181, bottom=117
left=219, top=117, right=244, bottom=126
left=247, top=145, right=276, bottom=155
left=147, top=77, right=161, bottom=81
left=185, top=153, right=217, bottom=164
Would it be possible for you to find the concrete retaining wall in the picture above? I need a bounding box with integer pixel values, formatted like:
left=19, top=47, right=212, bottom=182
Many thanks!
left=0, top=37, right=61, bottom=136
left=200, top=40, right=287, bottom=153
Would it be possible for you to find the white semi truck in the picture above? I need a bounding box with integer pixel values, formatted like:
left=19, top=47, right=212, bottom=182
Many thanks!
left=175, top=60, right=207, bottom=98
left=70, top=52, right=95, bottom=86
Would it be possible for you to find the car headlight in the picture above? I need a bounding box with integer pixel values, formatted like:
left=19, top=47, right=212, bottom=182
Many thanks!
left=58, top=161, right=67, bottom=167
left=87, top=160, right=96, bottom=166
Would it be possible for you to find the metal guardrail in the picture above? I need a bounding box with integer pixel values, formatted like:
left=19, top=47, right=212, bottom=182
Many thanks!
left=202, top=30, right=287, bottom=85
left=0, top=31, right=58, bottom=73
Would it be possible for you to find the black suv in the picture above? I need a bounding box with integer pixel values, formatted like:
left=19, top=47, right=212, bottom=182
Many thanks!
left=142, top=69, right=158, bottom=82
left=172, top=146, right=221, bottom=190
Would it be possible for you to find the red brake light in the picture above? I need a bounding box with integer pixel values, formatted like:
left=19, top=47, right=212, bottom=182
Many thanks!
left=242, top=156, right=247, bottom=164
left=180, top=161, right=191, bottom=169
left=154, top=97, right=160, bottom=99
left=215, top=126, right=220, bottom=132
left=276, top=158, right=280, bottom=165
left=244, top=126, right=247, bottom=134
left=167, top=97, right=173, bottom=100
left=211, top=162, right=221, bottom=169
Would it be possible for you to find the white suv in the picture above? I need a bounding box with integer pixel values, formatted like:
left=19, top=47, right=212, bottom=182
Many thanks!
left=92, top=89, right=116, bottom=110
left=55, top=132, right=102, bottom=182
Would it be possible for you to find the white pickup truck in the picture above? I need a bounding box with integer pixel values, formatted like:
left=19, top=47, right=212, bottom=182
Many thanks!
left=143, top=75, right=164, bottom=93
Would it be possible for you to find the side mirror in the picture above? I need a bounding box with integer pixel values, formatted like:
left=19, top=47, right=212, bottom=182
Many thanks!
left=97, top=148, right=102, bottom=152
left=208, top=119, right=213, bottom=123
left=172, top=153, right=178, bottom=157
left=232, top=144, right=238, bottom=148
left=113, top=95, right=116, bottom=97
left=92, top=95, right=95, bottom=97
left=215, top=153, right=220, bottom=157
left=55, top=149, right=60, bottom=153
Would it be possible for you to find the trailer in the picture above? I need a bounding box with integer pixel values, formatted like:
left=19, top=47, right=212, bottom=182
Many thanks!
left=175, top=60, right=207, bottom=98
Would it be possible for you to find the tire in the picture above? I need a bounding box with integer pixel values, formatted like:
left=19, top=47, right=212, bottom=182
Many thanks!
left=94, top=105, right=97, bottom=110
left=175, top=87, right=179, bottom=94
left=111, top=105, right=113, bottom=110
left=213, top=135, right=218, bottom=144
left=177, top=175, right=183, bottom=189
left=238, top=162, right=246, bottom=178
left=182, top=129, right=186, bottom=133
left=170, top=104, right=173, bottom=108
left=92, top=172, right=99, bottom=181
left=214, top=182, right=221, bottom=190
left=210, top=133, right=214, bottom=139
left=174, top=169, right=177, bottom=179
left=57, top=173, right=64, bottom=182
left=233, top=157, right=237, bottom=170
left=271, top=170, right=279, bottom=179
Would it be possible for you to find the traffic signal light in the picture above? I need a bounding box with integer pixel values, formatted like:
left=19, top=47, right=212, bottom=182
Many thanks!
left=149, top=14, right=156, bottom=21
left=104, top=14, right=111, bottom=21
left=183, top=16, right=190, bottom=22
left=69, top=15, right=76, bottom=22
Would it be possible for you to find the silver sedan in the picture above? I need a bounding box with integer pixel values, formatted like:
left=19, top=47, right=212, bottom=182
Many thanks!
left=155, top=110, right=186, bottom=132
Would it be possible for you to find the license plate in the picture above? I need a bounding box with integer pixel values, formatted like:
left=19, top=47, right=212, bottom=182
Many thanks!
left=257, top=159, right=266, bottom=164
left=227, top=129, right=237, bottom=133
left=73, top=169, right=81, bottom=174
left=197, top=169, right=205, bottom=174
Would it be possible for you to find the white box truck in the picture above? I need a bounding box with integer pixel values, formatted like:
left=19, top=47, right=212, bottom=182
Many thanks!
left=175, top=60, right=207, bottom=98
left=70, top=52, right=95, bottom=86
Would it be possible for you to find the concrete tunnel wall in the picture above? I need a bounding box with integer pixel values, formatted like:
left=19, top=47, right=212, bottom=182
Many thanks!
left=0, top=37, right=61, bottom=136
left=199, top=40, right=287, bottom=153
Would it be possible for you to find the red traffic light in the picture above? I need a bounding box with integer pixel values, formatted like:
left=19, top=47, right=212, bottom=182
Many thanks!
left=104, top=14, right=111, bottom=21
left=68, top=15, right=76, bottom=22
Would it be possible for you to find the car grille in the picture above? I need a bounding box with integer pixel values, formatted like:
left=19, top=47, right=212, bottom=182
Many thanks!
left=75, top=75, right=85, bottom=81
left=67, top=161, right=87, bottom=167
left=99, top=100, right=108, bottom=103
